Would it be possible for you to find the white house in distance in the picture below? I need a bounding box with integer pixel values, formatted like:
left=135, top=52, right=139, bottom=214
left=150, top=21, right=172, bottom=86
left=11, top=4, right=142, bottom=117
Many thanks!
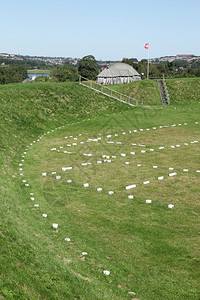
left=97, top=62, right=141, bottom=85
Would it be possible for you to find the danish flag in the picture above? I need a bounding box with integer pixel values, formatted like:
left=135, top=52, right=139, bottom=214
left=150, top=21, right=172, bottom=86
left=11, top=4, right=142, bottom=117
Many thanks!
left=144, top=43, right=149, bottom=49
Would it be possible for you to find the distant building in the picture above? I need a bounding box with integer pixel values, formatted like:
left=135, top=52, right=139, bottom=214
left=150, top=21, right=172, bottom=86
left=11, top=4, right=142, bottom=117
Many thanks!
left=175, top=54, right=196, bottom=62
left=97, top=63, right=141, bottom=85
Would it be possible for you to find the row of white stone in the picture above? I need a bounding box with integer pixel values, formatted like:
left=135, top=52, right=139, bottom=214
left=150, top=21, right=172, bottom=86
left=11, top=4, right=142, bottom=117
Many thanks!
left=18, top=122, right=112, bottom=277
left=18, top=116, right=199, bottom=283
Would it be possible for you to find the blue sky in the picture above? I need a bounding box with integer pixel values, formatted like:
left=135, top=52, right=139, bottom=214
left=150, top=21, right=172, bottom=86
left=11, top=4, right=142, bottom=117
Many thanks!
left=1, top=0, right=199, bottom=60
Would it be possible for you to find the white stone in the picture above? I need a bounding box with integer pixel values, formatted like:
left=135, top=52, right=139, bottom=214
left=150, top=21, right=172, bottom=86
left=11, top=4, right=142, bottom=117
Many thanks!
left=128, top=292, right=136, bottom=295
left=143, top=180, right=150, bottom=184
left=25, top=184, right=29, bottom=187
left=137, top=164, right=141, bottom=167
left=82, top=252, right=88, bottom=256
left=168, top=204, right=174, bottom=208
left=196, top=170, right=200, bottom=173
left=65, top=238, right=71, bottom=242
left=126, top=184, right=136, bottom=190
left=97, top=161, right=102, bottom=164
left=42, top=214, right=47, bottom=218
left=125, top=162, right=130, bottom=165
left=56, top=176, right=61, bottom=180
left=52, top=172, right=56, bottom=175
left=83, top=183, right=89, bottom=188
left=34, top=204, right=39, bottom=208
left=158, top=176, right=164, bottom=180
left=97, top=187, right=102, bottom=192
left=153, top=166, right=157, bottom=168
left=183, top=169, right=188, bottom=172
left=141, top=150, right=146, bottom=153
left=150, top=149, right=154, bottom=151
left=128, top=195, right=134, bottom=199
left=52, top=223, right=58, bottom=229
left=169, top=172, right=177, bottom=177
left=130, top=152, right=135, bottom=155
left=108, top=191, right=114, bottom=195
left=67, top=179, right=72, bottom=183
left=121, top=153, right=126, bottom=157
left=146, top=199, right=152, bottom=203
left=31, top=197, right=35, bottom=201
left=103, top=270, right=110, bottom=275
left=42, top=172, right=47, bottom=176
left=169, top=167, right=174, bottom=170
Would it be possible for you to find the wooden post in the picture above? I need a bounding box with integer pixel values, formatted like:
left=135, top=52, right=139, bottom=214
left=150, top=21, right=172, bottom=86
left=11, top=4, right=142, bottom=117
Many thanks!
left=90, top=80, right=92, bottom=88
left=79, top=75, right=81, bottom=83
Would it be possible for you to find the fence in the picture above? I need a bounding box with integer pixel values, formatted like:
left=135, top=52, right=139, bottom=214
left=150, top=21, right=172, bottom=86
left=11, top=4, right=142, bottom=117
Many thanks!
left=79, top=75, right=139, bottom=107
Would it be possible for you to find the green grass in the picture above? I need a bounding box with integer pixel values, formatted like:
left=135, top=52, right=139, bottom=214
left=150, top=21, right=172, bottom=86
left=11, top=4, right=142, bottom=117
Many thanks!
left=166, top=78, right=200, bottom=104
left=0, top=81, right=200, bottom=299
left=111, top=80, right=161, bottom=105
left=27, top=69, right=50, bottom=74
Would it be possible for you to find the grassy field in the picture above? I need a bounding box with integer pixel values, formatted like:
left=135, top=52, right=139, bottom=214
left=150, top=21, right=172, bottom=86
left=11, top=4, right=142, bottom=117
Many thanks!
left=0, top=81, right=200, bottom=299
left=27, top=69, right=50, bottom=74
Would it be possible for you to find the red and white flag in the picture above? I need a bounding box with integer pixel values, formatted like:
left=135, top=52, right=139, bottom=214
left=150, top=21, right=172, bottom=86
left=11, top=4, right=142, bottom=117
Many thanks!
left=144, top=43, right=149, bottom=49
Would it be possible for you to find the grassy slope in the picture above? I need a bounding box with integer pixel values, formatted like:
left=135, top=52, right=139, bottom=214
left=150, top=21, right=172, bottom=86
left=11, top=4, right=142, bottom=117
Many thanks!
left=111, top=77, right=200, bottom=106
left=111, top=80, right=161, bottom=105
left=0, top=82, right=130, bottom=299
left=0, top=81, right=200, bottom=299
left=166, top=77, right=200, bottom=104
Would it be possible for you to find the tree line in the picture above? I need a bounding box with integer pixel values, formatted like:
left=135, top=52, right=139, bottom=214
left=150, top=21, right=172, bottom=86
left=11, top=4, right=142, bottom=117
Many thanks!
left=0, top=55, right=200, bottom=85
left=122, top=58, right=200, bottom=78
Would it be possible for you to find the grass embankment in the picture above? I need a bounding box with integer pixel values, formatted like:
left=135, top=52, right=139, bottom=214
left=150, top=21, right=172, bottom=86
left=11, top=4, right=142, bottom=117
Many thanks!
left=0, top=82, right=130, bottom=299
left=166, top=77, right=200, bottom=104
left=0, top=81, right=200, bottom=299
left=111, top=80, right=161, bottom=105
left=27, top=70, right=50, bottom=74
left=111, top=77, right=200, bottom=106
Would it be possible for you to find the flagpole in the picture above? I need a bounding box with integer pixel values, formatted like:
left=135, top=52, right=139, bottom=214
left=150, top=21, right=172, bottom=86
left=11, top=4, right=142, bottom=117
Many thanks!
left=147, top=48, right=149, bottom=80
left=144, top=43, right=150, bottom=80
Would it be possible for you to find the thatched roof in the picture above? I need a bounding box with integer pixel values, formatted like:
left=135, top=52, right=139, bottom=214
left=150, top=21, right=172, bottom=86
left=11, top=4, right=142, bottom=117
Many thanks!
left=97, top=63, right=140, bottom=78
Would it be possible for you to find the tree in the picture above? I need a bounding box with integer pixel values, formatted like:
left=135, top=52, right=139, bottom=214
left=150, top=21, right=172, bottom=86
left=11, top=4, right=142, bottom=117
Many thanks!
left=0, top=66, right=28, bottom=84
left=51, top=65, right=79, bottom=82
left=78, top=55, right=99, bottom=80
